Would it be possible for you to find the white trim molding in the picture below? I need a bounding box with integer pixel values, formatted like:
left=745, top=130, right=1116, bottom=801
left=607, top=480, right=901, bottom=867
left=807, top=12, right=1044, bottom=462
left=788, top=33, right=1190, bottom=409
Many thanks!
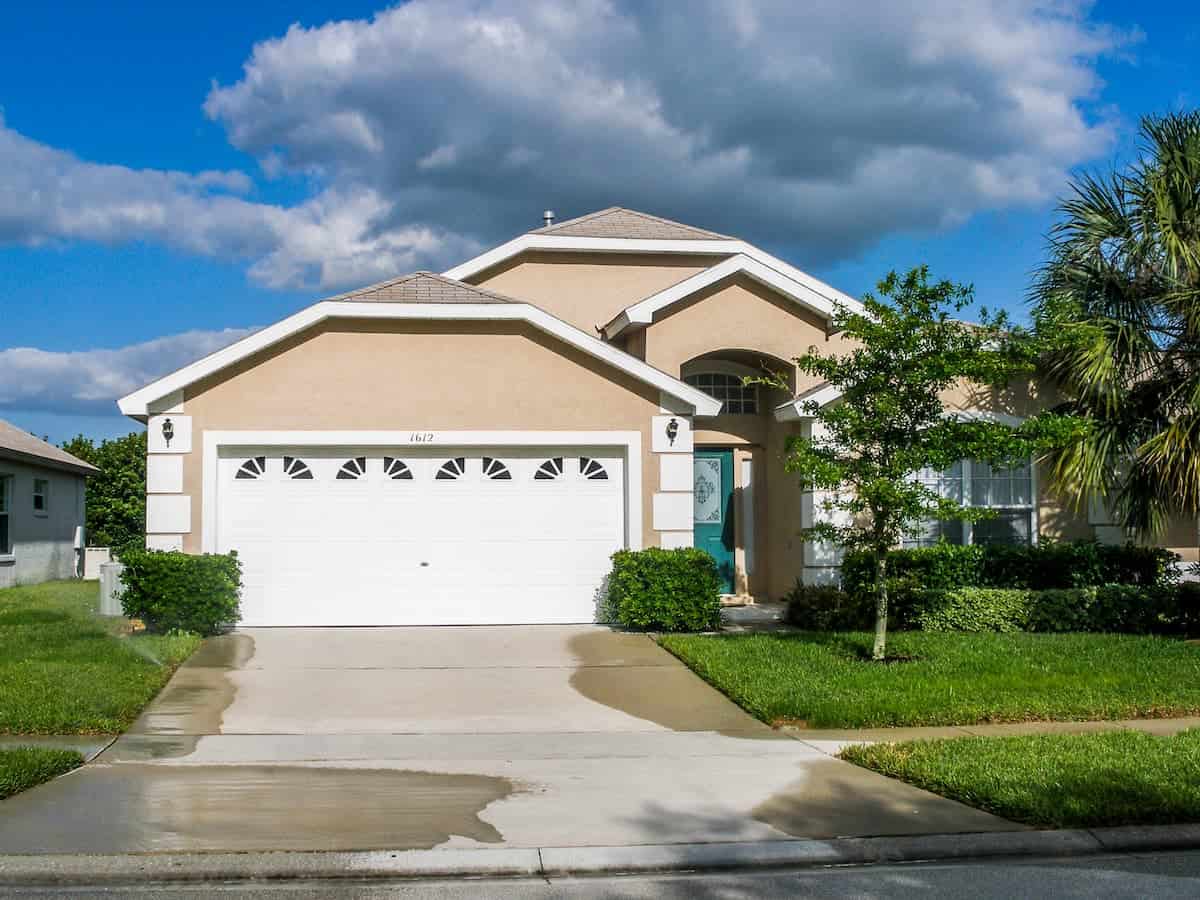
left=201, top=430, right=643, bottom=555
left=774, top=384, right=843, bottom=421
left=603, top=253, right=857, bottom=338
left=119, top=302, right=721, bottom=418
left=443, top=235, right=864, bottom=323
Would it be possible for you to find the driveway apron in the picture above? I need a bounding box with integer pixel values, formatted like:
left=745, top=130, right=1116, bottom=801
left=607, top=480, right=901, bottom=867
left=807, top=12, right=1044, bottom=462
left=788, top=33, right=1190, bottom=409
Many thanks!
left=0, top=626, right=1020, bottom=852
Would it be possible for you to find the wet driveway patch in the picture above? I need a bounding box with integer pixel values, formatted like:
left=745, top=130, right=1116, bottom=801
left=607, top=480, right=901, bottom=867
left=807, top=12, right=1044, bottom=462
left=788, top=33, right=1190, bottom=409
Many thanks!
left=0, top=765, right=515, bottom=853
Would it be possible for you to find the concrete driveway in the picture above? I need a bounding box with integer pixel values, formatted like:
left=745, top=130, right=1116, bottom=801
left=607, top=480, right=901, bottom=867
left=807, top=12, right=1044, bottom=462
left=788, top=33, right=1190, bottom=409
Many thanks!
left=0, top=626, right=1018, bottom=853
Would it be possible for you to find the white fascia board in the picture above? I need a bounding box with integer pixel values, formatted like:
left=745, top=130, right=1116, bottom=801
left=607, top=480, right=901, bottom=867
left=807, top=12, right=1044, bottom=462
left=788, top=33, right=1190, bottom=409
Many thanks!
left=118, top=301, right=721, bottom=418
left=442, top=234, right=744, bottom=280
left=774, top=384, right=844, bottom=421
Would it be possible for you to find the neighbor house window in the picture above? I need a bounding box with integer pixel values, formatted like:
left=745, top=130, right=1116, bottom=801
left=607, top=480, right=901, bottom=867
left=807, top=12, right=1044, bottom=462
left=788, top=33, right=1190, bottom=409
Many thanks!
left=683, top=373, right=758, bottom=414
left=32, top=478, right=49, bottom=516
left=903, top=459, right=1034, bottom=548
left=0, top=475, right=11, bottom=554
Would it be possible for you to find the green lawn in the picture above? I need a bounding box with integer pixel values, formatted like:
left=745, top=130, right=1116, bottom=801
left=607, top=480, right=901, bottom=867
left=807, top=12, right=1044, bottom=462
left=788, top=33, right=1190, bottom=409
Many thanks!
left=658, top=631, right=1200, bottom=728
left=841, top=729, right=1200, bottom=828
left=0, top=747, right=84, bottom=800
left=0, top=580, right=201, bottom=734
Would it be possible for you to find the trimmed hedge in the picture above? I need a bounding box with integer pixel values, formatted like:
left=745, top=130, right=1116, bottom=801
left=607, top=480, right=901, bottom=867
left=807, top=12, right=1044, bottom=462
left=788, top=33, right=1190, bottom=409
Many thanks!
left=783, top=582, right=874, bottom=631
left=841, top=541, right=1180, bottom=613
left=913, top=583, right=1198, bottom=635
left=604, top=548, right=722, bottom=632
left=119, top=550, right=242, bottom=635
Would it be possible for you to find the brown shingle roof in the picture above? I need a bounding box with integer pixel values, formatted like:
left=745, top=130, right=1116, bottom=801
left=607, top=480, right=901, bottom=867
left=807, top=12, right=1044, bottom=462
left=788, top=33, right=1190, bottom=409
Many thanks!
left=530, top=207, right=733, bottom=240
left=327, top=271, right=517, bottom=304
left=0, top=419, right=99, bottom=475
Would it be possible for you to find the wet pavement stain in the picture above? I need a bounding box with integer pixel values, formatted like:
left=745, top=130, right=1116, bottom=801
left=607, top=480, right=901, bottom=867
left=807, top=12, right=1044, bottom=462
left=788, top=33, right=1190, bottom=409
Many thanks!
left=184, top=632, right=256, bottom=669
left=127, top=633, right=254, bottom=736
left=567, top=632, right=784, bottom=739
left=0, top=765, right=515, bottom=853
left=97, top=734, right=201, bottom=762
left=751, top=758, right=1023, bottom=839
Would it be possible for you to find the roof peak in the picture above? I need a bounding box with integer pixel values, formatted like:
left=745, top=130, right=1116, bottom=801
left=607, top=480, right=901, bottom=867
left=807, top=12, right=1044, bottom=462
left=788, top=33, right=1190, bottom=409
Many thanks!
left=325, top=271, right=517, bottom=305
left=529, top=206, right=733, bottom=241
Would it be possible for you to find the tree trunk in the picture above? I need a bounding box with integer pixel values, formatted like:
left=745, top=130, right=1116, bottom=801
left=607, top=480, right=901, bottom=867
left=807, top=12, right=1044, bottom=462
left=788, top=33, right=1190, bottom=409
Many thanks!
left=872, top=549, right=888, bottom=661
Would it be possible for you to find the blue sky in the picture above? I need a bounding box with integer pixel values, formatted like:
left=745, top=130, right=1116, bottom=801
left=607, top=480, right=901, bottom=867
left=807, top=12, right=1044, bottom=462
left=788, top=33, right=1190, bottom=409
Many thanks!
left=1, top=1, right=1196, bottom=443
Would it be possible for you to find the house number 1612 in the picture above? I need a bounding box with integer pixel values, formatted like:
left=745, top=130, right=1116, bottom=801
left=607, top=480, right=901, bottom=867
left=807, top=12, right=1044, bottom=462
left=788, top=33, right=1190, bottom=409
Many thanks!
left=410, top=432, right=435, bottom=443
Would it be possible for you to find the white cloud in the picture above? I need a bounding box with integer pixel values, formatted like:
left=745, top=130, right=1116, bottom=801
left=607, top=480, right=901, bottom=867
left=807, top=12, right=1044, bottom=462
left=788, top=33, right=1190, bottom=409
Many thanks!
left=202, top=0, right=1130, bottom=260
left=0, top=1, right=1132, bottom=292
left=0, top=328, right=258, bottom=415
left=0, top=116, right=475, bottom=290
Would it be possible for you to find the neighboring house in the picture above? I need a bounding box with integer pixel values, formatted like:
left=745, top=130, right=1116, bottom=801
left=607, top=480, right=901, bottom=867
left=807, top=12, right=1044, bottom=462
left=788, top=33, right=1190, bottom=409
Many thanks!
left=0, top=419, right=98, bottom=588
left=116, top=207, right=1197, bottom=626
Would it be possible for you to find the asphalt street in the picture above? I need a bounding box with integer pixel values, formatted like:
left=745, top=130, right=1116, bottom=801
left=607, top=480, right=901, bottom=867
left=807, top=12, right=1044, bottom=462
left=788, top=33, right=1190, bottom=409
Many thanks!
left=5, top=850, right=1200, bottom=899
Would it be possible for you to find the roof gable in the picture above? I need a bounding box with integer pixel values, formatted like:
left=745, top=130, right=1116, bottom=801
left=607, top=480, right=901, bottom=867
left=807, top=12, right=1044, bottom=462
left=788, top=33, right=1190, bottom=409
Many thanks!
left=602, top=253, right=858, bottom=338
left=530, top=207, right=731, bottom=241
left=118, top=274, right=721, bottom=418
left=0, top=419, right=99, bottom=475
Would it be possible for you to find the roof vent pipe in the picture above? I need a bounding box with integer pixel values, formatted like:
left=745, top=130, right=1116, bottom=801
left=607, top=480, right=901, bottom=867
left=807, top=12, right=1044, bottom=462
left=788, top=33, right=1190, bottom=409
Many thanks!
left=543, top=210, right=555, bottom=227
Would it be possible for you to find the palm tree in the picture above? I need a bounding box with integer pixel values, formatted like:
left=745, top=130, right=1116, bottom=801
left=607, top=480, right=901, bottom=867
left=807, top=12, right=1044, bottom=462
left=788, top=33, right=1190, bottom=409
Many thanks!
left=1031, top=111, right=1200, bottom=535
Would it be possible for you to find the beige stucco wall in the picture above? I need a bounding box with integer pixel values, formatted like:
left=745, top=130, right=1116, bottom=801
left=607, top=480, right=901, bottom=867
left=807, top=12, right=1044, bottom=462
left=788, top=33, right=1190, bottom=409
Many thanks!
left=639, top=273, right=851, bottom=389
left=470, top=251, right=727, bottom=334
left=178, top=319, right=663, bottom=554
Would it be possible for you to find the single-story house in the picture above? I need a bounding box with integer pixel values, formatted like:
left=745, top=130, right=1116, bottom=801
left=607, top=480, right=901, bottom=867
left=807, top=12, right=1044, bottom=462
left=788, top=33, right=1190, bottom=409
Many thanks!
left=116, top=207, right=1198, bottom=626
left=0, top=419, right=98, bottom=588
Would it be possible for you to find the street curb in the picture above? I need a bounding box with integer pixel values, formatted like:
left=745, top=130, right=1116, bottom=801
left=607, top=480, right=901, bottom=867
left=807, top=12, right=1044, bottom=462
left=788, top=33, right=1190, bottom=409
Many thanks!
left=2, top=826, right=1199, bottom=885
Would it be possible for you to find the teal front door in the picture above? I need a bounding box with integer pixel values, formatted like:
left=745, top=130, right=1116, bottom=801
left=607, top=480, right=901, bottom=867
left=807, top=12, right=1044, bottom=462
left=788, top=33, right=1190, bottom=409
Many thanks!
left=693, top=449, right=735, bottom=593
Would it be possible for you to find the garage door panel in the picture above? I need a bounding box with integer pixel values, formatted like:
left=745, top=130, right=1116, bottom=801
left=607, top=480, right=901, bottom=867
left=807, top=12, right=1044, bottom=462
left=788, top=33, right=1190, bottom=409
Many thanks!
left=218, top=447, right=625, bottom=626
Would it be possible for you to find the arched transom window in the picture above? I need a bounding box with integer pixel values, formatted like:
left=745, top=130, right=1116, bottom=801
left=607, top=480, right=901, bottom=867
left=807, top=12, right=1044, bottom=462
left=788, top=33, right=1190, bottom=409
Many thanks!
left=683, top=372, right=758, bottom=414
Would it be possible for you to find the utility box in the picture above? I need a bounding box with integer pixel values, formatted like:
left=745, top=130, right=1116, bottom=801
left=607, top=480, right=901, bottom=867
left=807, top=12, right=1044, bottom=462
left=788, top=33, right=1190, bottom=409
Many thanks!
left=98, top=562, right=126, bottom=617
left=84, top=547, right=112, bottom=580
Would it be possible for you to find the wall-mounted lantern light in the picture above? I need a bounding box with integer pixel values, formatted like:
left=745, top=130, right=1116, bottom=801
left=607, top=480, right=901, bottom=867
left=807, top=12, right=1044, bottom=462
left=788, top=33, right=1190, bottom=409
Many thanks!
left=161, top=417, right=175, bottom=448
left=666, top=417, right=679, bottom=447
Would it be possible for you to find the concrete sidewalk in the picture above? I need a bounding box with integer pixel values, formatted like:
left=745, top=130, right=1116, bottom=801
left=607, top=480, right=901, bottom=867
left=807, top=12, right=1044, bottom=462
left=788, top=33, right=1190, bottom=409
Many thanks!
left=0, top=626, right=1019, bottom=854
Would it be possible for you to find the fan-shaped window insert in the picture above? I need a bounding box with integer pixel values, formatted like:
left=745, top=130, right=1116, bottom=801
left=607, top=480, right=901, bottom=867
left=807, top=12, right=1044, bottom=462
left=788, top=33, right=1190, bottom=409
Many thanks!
left=436, top=457, right=467, bottom=481
left=336, top=457, right=367, bottom=480
left=534, top=457, right=564, bottom=481
left=282, top=456, right=314, bottom=480
left=235, top=456, right=266, bottom=480
left=482, top=457, right=512, bottom=480
left=580, top=458, right=609, bottom=481
left=683, top=372, right=758, bottom=414
left=383, top=457, right=413, bottom=480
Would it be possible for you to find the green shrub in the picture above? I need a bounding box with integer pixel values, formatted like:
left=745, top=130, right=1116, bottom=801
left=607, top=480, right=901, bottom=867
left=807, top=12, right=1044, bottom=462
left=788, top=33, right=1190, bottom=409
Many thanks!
left=913, top=583, right=1184, bottom=634
left=1163, top=582, right=1200, bottom=637
left=605, top=548, right=721, bottom=632
left=843, top=541, right=1180, bottom=600
left=783, top=582, right=873, bottom=630
left=842, top=544, right=983, bottom=600
left=982, top=542, right=1178, bottom=589
left=119, top=550, right=242, bottom=635
left=913, top=587, right=1034, bottom=633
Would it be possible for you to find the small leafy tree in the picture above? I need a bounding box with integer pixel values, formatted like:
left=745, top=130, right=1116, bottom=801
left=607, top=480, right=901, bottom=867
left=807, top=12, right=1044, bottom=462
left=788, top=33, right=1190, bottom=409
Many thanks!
left=61, top=431, right=146, bottom=554
left=769, top=267, right=1072, bottom=659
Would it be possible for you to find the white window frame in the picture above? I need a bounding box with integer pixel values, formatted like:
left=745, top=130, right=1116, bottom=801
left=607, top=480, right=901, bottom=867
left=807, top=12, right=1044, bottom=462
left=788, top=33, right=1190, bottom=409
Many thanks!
left=0, top=473, right=12, bottom=556
left=32, top=477, right=49, bottom=518
left=681, top=360, right=762, bottom=416
left=904, top=457, right=1038, bottom=548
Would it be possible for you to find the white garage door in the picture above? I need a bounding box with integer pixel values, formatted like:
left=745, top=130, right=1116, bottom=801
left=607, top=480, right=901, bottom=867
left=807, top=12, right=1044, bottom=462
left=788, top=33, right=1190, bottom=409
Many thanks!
left=216, top=448, right=626, bottom=626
